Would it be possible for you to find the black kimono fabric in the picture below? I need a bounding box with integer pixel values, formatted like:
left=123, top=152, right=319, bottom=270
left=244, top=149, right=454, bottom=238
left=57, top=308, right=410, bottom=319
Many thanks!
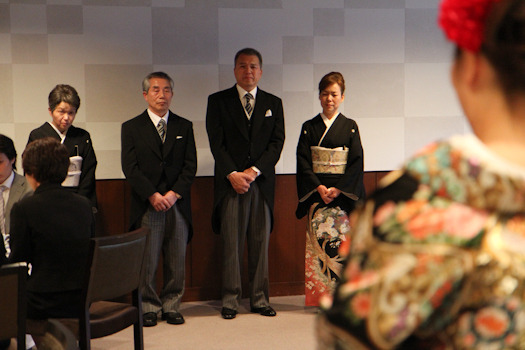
left=28, top=123, right=98, bottom=209
left=296, top=113, right=365, bottom=218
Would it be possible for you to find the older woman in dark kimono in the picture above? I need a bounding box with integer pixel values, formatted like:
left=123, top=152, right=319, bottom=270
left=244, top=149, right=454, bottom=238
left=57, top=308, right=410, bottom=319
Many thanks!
left=296, top=72, right=366, bottom=306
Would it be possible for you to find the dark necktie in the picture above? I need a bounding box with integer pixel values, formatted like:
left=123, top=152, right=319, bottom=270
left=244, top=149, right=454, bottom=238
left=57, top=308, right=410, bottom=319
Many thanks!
left=244, top=93, right=253, bottom=119
left=157, top=119, right=166, bottom=143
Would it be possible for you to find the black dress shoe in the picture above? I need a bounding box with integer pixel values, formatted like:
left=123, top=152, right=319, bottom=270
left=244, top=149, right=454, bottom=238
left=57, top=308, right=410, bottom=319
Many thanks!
left=143, top=312, right=158, bottom=327
left=250, top=306, right=276, bottom=317
left=221, top=307, right=238, bottom=319
left=162, top=311, right=185, bottom=325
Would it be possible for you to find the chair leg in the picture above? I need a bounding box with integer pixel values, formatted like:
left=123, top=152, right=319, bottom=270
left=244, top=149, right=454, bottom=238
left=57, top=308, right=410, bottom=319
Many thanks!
left=133, top=322, right=144, bottom=350
left=17, top=332, right=26, bottom=350
left=79, top=334, right=90, bottom=350
left=79, top=311, right=91, bottom=350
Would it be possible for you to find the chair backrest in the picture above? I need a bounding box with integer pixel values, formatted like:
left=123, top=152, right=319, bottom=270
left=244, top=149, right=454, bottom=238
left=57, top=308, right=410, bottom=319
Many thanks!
left=0, top=262, right=27, bottom=350
left=83, top=228, right=149, bottom=304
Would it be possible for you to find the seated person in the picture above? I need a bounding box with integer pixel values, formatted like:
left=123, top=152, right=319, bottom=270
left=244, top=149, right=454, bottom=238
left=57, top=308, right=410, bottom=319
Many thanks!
left=0, top=135, right=34, bottom=350
left=9, top=137, right=94, bottom=319
left=0, top=134, right=33, bottom=265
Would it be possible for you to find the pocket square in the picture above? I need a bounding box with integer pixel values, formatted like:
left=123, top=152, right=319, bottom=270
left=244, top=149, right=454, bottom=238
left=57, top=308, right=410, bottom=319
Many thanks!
left=176, top=136, right=183, bottom=139
left=265, top=109, right=272, bottom=117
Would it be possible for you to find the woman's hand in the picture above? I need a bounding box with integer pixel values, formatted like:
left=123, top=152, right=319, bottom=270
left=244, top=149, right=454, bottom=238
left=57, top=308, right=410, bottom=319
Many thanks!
left=327, top=187, right=341, bottom=199
left=317, top=185, right=333, bottom=204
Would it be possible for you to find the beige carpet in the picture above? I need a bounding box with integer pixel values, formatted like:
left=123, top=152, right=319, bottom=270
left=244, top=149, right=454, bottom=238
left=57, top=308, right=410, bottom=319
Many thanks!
left=91, top=295, right=318, bottom=350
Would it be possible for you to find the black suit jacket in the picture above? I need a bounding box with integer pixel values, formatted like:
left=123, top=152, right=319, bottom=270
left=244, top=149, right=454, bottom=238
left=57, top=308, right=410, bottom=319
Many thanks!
left=9, top=183, right=94, bottom=294
left=28, top=123, right=98, bottom=208
left=206, top=85, right=285, bottom=233
left=121, top=110, right=197, bottom=240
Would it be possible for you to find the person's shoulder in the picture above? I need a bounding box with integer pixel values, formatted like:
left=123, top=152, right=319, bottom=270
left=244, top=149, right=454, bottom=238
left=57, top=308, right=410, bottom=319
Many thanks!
left=169, top=111, right=192, bottom=126
left=48, top=186, right=91, bottom=207
left=71, top=192, right=93, bottom=207
left=337, top=114, right=358, bottom=125
left=122, top=111, right=148, bottom=127
left=12, top=172, right=32, bottom=193
left=301, top=114, right=321, bottom=127
left=307, top=114, right=322, bottom=123
left=12, top=187, right=36, bottom=210
left=28, top=123, right=51, bottom=139
left=67, top=124, right=91, bottom=138
left=257, top=88, right=282, bottom=102
left=12, top=172, right=25, bottom=185
left=208, top=86, right=236, bottom=99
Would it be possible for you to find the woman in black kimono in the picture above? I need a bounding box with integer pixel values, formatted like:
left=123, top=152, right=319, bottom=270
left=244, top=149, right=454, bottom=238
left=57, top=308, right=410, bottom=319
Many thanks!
left=296, top=72, right=366, bottom=306
left=28, top=84, right=98, bottom=211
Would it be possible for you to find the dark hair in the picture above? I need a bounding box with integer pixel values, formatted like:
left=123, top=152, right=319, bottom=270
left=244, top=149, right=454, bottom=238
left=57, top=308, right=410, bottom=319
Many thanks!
left=319, top=72, right=345, bottom=95
left=482, top=0, right=525, bottom=98
left=0, top=134, right=17, bottom=171
left=23, top=138, right=69, bottom=184
left=48, top=84, right=81, bottom=112
left=234, top=48, right=263, bottom=67
left=142, top=72, right=174, bottom=92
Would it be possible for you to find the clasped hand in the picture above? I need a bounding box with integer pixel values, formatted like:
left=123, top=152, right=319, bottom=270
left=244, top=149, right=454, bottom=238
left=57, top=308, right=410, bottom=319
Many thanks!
left=149, top=191, right=178, bottom=212
left=228, top=169, right=257, bottom=194
left=317, top=185, right=341, bottom=204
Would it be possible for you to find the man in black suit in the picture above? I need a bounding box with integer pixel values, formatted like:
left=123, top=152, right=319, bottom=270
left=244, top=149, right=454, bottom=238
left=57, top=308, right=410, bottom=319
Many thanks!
left=206, top=48, right=285, bottom=319
left=121, top=72, right=197, bottom=327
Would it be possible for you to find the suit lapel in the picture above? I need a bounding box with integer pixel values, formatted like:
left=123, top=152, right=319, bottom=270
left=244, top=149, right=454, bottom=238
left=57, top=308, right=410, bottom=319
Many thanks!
left=250, top=90, right=266, bottom=138
left=226, top=87, right=249, bottom=140
left=5, top=173, right=26, bottom=231
left=137, top=112, right=163, bottom=159
left=6, top=173, right=23, bottom=209
left=163, top=112, right=180, bottom=155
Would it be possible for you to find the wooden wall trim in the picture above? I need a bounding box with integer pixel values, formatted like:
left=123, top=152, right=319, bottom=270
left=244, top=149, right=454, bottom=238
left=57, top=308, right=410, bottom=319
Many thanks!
left=95, top=172, right=390, bottom=302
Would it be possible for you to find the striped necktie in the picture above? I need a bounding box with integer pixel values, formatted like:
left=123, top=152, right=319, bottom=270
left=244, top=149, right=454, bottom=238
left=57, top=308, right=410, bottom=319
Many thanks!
left=244, top=93, right=253, bottom=119
left=157, top=119, right=166, bottom=143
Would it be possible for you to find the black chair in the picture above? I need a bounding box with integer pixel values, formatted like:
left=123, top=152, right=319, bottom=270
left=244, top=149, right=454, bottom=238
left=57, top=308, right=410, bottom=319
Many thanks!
left=78, top=228, right=149, bottom=350
left=0, top=262, right=28, bottom=350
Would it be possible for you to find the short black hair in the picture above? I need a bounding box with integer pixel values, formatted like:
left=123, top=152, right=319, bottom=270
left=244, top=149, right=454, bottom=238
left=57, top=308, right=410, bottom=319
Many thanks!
left=0, top=134, right=17, bottom=171
left=234, top=48, right=263, bottom=67
left=23, top=137, right=69, bottom=184
left=48, top=84, right=81, bottom=112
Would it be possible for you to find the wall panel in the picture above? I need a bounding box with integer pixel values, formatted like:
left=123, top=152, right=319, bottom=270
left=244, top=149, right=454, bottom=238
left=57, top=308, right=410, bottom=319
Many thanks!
left=95, top=171, right=389, bottom=301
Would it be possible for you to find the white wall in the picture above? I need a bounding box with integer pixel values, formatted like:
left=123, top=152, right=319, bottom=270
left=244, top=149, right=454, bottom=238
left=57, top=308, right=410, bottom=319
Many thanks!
left=0, top=0, right=467, bottom=178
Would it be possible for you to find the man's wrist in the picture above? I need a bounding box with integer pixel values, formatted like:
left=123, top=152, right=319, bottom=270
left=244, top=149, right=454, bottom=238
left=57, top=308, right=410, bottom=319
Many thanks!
left=250, top=166, right=261, bottom=177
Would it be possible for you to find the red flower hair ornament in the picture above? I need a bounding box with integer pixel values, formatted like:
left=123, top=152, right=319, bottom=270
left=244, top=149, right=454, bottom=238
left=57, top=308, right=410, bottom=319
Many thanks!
left=438, top=0, right=502, bottom=52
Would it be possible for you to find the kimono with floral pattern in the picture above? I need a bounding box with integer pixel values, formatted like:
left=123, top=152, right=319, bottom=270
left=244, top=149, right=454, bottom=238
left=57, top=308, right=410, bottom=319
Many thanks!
left=296, top=114, right=365, bottom=306
left=318, top=135, right=525, bottom=350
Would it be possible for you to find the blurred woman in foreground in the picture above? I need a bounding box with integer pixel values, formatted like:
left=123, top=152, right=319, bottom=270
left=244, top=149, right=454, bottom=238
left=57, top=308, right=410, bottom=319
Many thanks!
left=318, top=0, right=525, bottom=348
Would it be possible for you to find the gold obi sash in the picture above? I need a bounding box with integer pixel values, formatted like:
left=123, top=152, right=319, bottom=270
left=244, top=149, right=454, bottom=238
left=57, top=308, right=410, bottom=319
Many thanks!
left=311, top=146, right=348, bottom=174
